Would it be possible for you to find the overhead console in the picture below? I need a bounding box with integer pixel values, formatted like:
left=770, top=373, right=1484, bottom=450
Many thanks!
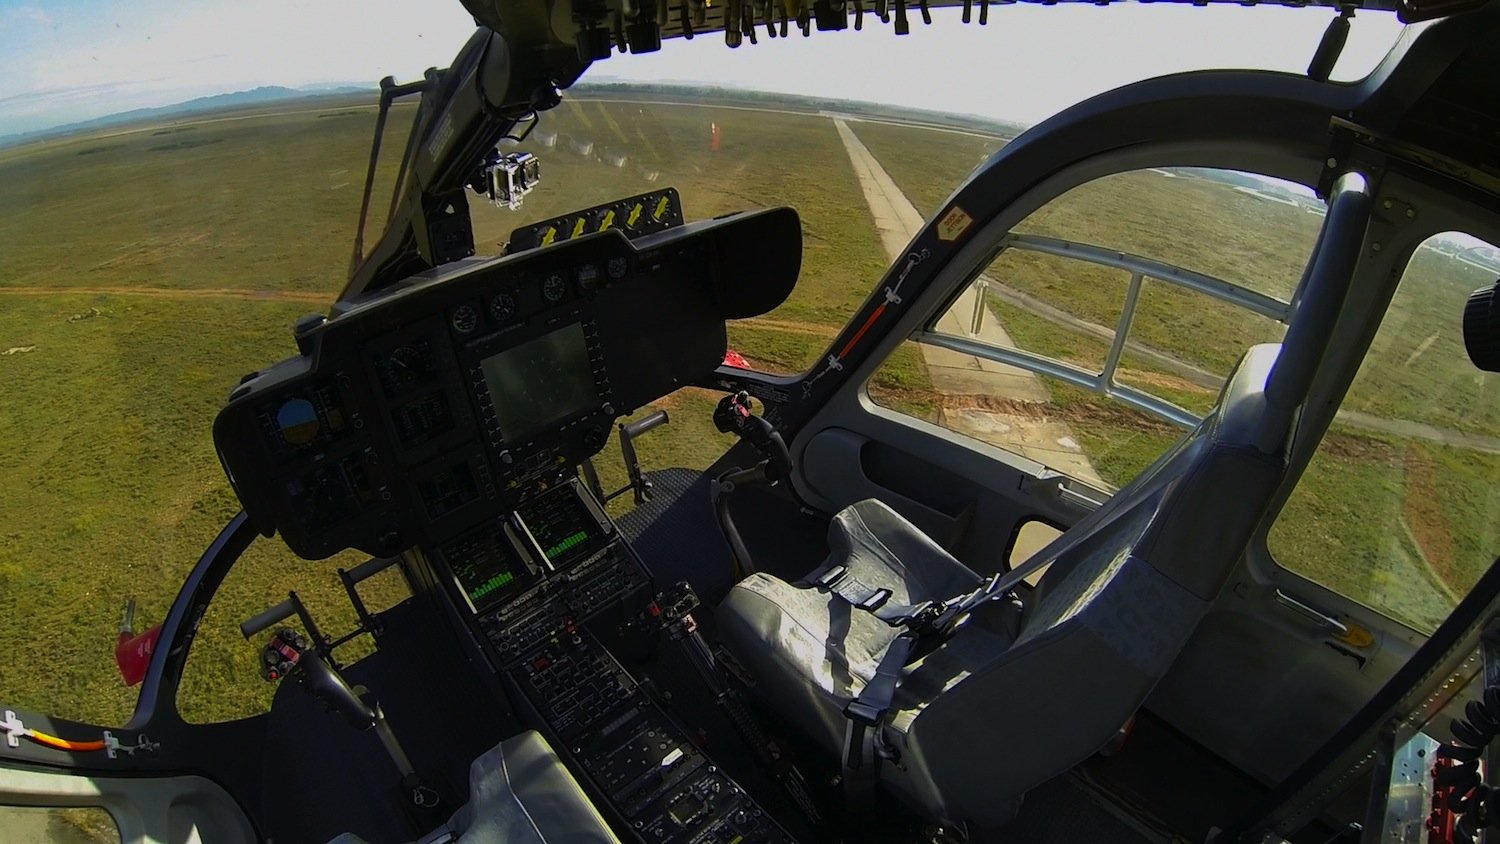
left=213, top=205, right=801, bottom=560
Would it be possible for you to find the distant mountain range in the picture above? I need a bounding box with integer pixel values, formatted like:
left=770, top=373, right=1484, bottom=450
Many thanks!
left=0, top=85, right=374, bottom=147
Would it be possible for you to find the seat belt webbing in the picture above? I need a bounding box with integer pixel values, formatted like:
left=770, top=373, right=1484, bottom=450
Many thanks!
left=829, top=546, right=1054, bottom=802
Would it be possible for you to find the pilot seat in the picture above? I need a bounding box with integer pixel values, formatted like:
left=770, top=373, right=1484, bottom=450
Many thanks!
left=717, top=343, right=1295, bottom=830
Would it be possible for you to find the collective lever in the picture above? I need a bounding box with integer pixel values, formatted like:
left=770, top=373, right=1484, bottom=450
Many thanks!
left=712, top=391, right=791, bottom=482
left=249, top=609, right=443, bottom=819
left=710, top=391, right=794, bottom=580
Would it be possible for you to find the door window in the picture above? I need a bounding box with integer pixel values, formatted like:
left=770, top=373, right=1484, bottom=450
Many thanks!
left=868, top=167, right=1315, bottom=492
left=0, top=806, right=120, bottom=843
left=1268, top=233, right=1500, bottom=633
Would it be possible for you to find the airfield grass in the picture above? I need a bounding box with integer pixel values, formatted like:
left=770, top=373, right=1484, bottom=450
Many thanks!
left=853, top=121, right=1500, bottom=632
left=848, top=121, right=1005, bottom=218
left=0, top=97, right=910, bottom=725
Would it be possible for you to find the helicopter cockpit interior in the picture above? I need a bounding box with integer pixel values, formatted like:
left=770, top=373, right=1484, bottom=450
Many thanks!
left=4, top=0, right=1500, bottom=843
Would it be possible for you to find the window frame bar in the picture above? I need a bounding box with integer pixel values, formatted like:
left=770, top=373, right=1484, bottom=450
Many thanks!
left=1001, top=233, right=1295, bottom=322
left=917, top=232, right=1297, bottom=430
left=911, top=330, right=1202, bottom=428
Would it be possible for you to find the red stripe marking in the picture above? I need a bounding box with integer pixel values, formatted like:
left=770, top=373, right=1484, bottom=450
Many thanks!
left=840, top=303, right=887, bottom=358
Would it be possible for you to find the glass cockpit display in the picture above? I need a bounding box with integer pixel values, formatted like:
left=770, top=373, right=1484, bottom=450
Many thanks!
left=480, top=322, right=597, bottom=442
left=444, top=521, right=533, bottom=611
left=517, top=481, right=609, bottom=568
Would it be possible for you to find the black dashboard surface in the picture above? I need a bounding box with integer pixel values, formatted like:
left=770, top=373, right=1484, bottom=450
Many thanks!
left=213, top=206, right=800, bottom=560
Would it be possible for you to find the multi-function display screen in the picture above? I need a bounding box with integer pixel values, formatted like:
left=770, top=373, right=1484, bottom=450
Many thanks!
left=480, top=322, right=597, bottom=442
left=445, top=521, right=531, bottom=611
left=517, top=482, right=607, bottom=568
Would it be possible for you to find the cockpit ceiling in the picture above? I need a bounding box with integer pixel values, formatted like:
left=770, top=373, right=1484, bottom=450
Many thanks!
left=461, top=0, right=1453, bottom=55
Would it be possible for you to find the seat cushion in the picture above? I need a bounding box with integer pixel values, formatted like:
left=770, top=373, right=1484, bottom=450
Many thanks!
left=441, top=731, right=618, bottom=843
left=717, top=499, right=984, bottom=757
left=821, top=499, right=986, bottom=599
left=330, top=731, right=619, bottom=844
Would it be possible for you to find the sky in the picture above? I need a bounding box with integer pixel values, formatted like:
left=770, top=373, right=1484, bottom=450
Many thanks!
left=0, top=0, right=1411, bottom=136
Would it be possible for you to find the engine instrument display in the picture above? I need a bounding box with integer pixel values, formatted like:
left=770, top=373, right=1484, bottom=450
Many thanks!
left=480, top=322, right=598, bottom=443
left=517, top=481, right=611, bottom=568
left=444, top=520, right=534, bottom=611
left=419, top=461, right=480, bottom=520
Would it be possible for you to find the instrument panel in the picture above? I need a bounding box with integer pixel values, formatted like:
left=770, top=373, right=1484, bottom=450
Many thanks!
left=213, top=205, right=801, bottom=560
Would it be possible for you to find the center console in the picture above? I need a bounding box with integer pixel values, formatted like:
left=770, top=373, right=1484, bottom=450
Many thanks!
left=435, top=480, right=789, bottom=843
left=212, top=201, right=802, bottom=843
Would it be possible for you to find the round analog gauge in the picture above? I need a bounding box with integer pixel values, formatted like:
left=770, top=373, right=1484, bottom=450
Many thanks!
left=542, top=273, right=567, bottom=303
left=386, top=346, right=425, bottom=386
left=606, top=256, right=628, bottom=280
left=489, top=293, right=517, bottom=322
left=451, top=303, right=479, bottom=334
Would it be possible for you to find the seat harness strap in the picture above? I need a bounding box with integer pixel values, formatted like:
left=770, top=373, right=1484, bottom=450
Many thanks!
left=816, top=548, right=1056, bottom=800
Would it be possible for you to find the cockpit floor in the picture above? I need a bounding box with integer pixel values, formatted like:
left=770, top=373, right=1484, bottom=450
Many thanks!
left=259, top=599, right=516, bottom=843
left=617, top=466, right=831, bottom=600
left=996, top=773, right=1164, bottom=843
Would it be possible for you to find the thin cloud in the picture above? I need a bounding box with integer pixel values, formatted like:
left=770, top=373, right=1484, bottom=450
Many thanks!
left=0, top=80, right=171, bottom=106
left=11, top=5, right=54, bottom=26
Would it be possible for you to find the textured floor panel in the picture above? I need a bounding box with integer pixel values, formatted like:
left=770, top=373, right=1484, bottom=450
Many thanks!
left=618, top=467, right=829, bottom=604
left=1081, top=712, right=1265, bottom=843
left=992, top=773, right=1165, bottom=843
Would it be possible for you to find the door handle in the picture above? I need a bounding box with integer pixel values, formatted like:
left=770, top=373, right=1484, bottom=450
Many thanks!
left=1274, top=589, right=1350, bottom=637
left=1056, top=482, right=1105, bottom=511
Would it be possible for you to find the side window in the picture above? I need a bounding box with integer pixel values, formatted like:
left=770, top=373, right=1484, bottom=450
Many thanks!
left=1269, top=233, right=1500, bottom=633
left=0, top=807, right=119, bottom=843
left=868, top=167, right=1316, bottom=492
left=176, top=540, right=411, bottom=725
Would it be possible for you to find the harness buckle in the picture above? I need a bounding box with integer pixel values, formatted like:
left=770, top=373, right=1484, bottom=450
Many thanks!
left=908, top=601, right=945, bottom=631
left=843, top=698, right=885, bottom=727
left=815, top=565, right=848, bottom=588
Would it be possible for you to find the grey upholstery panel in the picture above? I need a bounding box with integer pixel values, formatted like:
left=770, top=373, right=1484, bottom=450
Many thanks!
left=1215, top=344, right=1280, bottom=448
left=821, top=499, right=984, bottom=597
left=718, top=501, right=1022, bottom=824
left=330, top=731, right=619, bottom=844
left=721, top=574, right=1022, bottom=756
left=721, top=573, right=904, bottom=754
left=908, top=555, right=1206, bottom=826
left=1138, top=345, right=1286, bottom=599
left=447, top=731, right=618, bottom=843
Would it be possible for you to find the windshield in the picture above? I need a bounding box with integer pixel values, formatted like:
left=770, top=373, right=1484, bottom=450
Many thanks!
left=0, top=0, right=1414, bottom=732
left=368, top=4, right=1409, bottom=268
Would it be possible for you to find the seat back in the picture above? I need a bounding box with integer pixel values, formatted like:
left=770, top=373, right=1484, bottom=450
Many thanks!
left=898, top=343, right=1291, bottom=826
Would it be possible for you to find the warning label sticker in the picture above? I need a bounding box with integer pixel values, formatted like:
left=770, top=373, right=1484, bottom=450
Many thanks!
left=937, top=205, right=974, bottom=242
